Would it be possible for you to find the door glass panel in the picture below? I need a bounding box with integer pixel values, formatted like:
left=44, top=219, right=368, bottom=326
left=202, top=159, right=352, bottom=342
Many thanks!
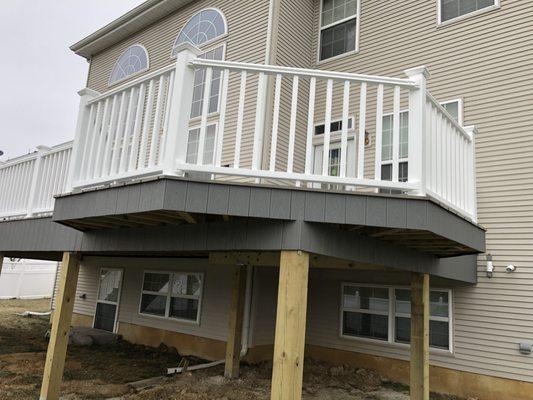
left=94, top=303, right=117, bottom=332
left=98, top=269, right=122, bottom=302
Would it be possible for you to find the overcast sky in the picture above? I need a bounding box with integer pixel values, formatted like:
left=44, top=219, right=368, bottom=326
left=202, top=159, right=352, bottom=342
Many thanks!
left=0, top=0, right=144, bottom=162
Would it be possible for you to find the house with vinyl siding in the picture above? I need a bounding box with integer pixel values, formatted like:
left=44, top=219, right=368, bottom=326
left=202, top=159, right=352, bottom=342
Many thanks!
left=0, top=0, right=532, bottom=399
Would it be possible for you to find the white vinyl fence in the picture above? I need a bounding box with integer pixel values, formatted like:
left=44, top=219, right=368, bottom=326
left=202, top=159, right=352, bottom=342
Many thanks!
left=0, top=258, right=58, bottom=300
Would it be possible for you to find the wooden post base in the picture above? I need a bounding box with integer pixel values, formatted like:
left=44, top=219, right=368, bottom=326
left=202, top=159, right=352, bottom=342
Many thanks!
left=410, top=272, right=430, bottom=400
left=270, top=251, right=310, bottom=400
left=39, top=252, right=80, bottom=400
left=224, top=264, right=248, bottom=379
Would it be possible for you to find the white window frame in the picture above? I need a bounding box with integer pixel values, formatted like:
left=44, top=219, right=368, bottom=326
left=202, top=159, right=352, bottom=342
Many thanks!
left=437, top=0, right=500, bottom=26
left=340, top=283, right=453, bottom=354
left=93, top=267, right=124, bottom=334
left=108, top=44, right=150, bottom=87
left=138, top=270, right=204, bottom=325
left=170, top=7, right=228, bottom=57
left=186, top=122, right=219, bottom=166
left=188, top=43, right=227, bottom=122
left=317, top=0, right=361, bottom=64
left=440, top=98, right=464, bottom=126
left=379, top=110, right=409, bottom=182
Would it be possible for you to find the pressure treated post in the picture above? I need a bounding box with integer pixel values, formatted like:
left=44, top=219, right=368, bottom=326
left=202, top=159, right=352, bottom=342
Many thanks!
left=40, top=252, right=80, bottom=400
left=224, top=264, right=248, bottom=379
left=410, top=272, right=430, bottom=400
left=271, top=251, right=309, bottom=400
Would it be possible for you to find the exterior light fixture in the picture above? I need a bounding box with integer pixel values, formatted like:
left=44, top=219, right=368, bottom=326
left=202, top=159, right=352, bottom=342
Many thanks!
left=486, top=253, right=494, bottom=278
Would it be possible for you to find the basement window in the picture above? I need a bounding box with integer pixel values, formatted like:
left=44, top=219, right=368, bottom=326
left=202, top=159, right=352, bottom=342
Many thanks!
left=341, top=284, right=453, bottom=351
left=139, top=271, right=203, bottom=323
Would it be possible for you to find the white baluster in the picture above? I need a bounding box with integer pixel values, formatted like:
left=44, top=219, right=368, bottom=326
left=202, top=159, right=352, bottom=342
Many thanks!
left=149, top=75, right=166, bottom=167
left=374, top=84, right=384, bottom=180
left=215, top=69, right=229, bottom=167
left=357, top=82, right=367, bottom=179
left=110, top=92, right=128, bottom=175
left=139, top=80, right=156, bottom=170
left=322, top=79, right=333, bottom=177
left=269, top=74, right=282, bottom=172
left=340, top=80, right=350, bottom=178
left=252, top=72, right=267, bottom=171
left=287, top=76, right=299, bottom=173
left=392, top=86, right=401, bottom=183
left=94, top=98, right=111, bottom=178
left=304, top=77, right=317, bottom=177
left=197, top=67, right=213, bottom=166
left=234, top=71, right=247, bottom=169
left=129, top=83, right=147, bottom=172
left=119, top=87, right=138, bottom=173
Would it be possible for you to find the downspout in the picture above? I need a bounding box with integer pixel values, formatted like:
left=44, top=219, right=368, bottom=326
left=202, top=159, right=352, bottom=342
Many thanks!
left=240, top=265, right=254, bottom=357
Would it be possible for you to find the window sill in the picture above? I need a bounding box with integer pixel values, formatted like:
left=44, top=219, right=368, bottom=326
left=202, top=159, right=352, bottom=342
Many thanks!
left=138, top=311, right=200, bottom=326
left=437, top=4, right=501, bottom=28
left=340, top=333, right=455, bottom=357
left=316, top=49, right=360, bottom=66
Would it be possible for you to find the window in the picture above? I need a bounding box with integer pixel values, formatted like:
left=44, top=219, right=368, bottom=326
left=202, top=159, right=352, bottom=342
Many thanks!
left=171, top=8, right=227, bottom=55
left=186, top=124, right=217, bottom=165
left=139, top=271, right=203, bottom=323
left=341, top=285, right=389, bottom=341
left=190, top=46, right=225, bottom=118
left=319, top=0, right=360, bottom=61
left=441, top=99, right=463, bottom=125
left=381, top=111, right=409, bottom=183
left=380, top=99, right=463, bottom=184
left=314, top=117, right=354, bottom=136
left=394, top=289, right=451, bottom=350
left=109, top=45, right=149, bottom=86
left=341, top=284, right=453, bottom=351
left=440, top=0, right=498, bottom=23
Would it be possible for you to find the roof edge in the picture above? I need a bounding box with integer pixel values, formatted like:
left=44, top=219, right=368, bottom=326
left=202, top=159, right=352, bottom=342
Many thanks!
left=70, top=0, right=194, bottom=59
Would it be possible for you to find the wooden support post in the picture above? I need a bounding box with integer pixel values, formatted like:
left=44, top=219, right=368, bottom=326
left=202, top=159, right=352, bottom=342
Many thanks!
left=271, top=251, right=309, bottom=400
left=410, top=272, right=430, bottom=400
left=224, top=264, right=248, bottom=379
left=40, top=252, right=80, bottom=400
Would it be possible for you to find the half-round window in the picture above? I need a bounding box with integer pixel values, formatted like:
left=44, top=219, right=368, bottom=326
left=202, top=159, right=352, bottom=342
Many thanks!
left=171, top=8, right=227, bottom=56
left=109, top=44, right=149, bottom=86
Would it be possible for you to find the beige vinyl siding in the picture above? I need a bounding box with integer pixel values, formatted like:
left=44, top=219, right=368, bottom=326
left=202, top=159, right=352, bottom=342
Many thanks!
left=86, top=0, right=270, bottom=173
left=290, top=0, right=533, bottom=382
left=65, top=257, right=233, bottom=342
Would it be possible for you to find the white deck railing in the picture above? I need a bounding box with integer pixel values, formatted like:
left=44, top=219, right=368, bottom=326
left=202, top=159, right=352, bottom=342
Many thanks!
left=0, top=142, right=72, bottom=219
left=0, top=44, right=477, bottom=222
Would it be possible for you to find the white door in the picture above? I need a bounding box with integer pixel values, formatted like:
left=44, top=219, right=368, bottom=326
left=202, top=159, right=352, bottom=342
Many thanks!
left=93, top=268, right=123, bottom=333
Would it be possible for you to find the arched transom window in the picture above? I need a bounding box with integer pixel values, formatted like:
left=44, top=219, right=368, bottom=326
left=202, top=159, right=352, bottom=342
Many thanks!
left=171, top=8, right=227, bottom=57
left=109, top=44, right=149, bottom=86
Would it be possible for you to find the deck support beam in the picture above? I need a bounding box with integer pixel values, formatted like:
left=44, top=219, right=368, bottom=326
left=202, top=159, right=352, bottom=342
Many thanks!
left=271, top=251, right=310, bottom=400
left=410, top=272, right=430, bottom=400
left=39, top=252, right=80, bottom=400
left=224, top=264, right=248, bottom=379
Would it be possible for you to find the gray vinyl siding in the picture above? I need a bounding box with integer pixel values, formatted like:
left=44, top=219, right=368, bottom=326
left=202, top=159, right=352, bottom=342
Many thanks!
left=65, top=257, right=233, bottom=342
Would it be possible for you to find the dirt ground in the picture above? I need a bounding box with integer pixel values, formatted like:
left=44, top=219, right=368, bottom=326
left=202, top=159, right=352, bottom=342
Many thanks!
left=0, top=299, right=469, bottom=400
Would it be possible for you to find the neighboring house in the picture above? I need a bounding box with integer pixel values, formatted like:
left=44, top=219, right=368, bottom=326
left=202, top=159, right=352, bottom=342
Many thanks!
left=0, top=1, right=532, bottom=400
left=0, top=258, right=58, bottom=300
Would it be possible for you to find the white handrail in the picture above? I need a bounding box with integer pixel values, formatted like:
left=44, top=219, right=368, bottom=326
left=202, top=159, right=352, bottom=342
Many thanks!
left=191, top=59, right=418, bottom=88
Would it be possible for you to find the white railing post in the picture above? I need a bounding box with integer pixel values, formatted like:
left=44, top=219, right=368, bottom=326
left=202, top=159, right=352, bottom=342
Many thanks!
left=26, top=145, right=50, bottom=218
left=163, top=43, right=201, bottom=175
left=66, top=88, right=99, bottom=192
left=404, top=66, right=430, bottom=196
left=464, top=126, right=478, bottom=222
